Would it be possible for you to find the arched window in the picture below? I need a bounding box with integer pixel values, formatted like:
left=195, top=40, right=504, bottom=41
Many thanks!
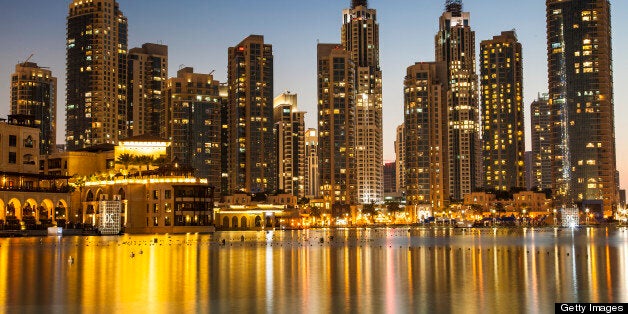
left=232, top=216, right=238, bottom=228
left=241, top=216, right=247, bottom=228
left=255, top=216, right=262, bottom=228
left=222, top=217, right=229, bottom=228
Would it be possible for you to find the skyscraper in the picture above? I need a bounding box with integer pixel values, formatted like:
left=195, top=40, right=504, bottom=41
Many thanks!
left=435, top=0, right=480, bottom=200
left=404, top=62, right=450, bottom=211
left=530, top=93, right=552, bottom=190
left=274, top=92, right=306, bottom=198
left=383, top=162, right=396, bottom=194
left=162, top=67, right=224, bottom=192
left=128, top=43, right=168, bottom=137
left=10, top=61, right=57, bottom=155
left=547, top=0, right=617, bottom=213
left=305, top=128, right=320, bottom=198
left=341, top=0, right=383, bottom=204
left=227, top=35, right=275, bottom=194
left=395, top=124, right=406, bottom=195
left=480, top=31, right=525, bottom=192
left=317, top=43, right=357, bottom=209
left=66, top=0, right=128, bottom=150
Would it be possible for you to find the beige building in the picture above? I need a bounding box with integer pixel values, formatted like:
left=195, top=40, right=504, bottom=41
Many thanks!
left=215, top=193, right=296, bottom=230
left=82, top=174, right=213, bottom=234
left=1, top=122, right=71, bottom=229
left=463, top=192, right=497, bottom=212
left=274, top=92, right=306, bottom=198
left=394, top=124, right=406, bottom=194
left=513, top=191, right=552, bottom=216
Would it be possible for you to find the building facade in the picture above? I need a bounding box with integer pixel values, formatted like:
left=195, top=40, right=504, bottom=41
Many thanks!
left=341, top=0, right=383, bottom=204
left=66, top=0, right=128, bottom=150
left=304, top=128, right=320, bottom=198
left=530, top=93, right=552, bottom=190
left=227, top=35, right=276, bottom=194
left=480, top=31, right=525, bottom=191
left=128, top=43, right=168, bottom=137
left=10, top=62, right=57, bottom=155
left=547, top=0, right=617, bottom=213
left=435, top=0, right=481, bottom=200
left=274, top=92, right=306, bottom=198
left=317, top=43, right=357, bottom=210
left=404, top=62, right=450, bottom=211
left=395, top=124, right=406, bottom=195
left=162, top=68, right=224, bottom=192
left=383, top=162, right=396, bottom=194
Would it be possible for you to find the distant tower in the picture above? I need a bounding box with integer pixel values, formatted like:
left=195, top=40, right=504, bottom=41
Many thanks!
left=530, top=93, right=552, bottom=190
left=395, top=124, right=406, bottom=194
left=547, top=0, right=616, bottom=214
left=66, top=0, right=128, bottom=150
left=128, top=43, right=168, bottom=137
left=227, top=35, right=275, bottom=193
left=341, top=0, right=383, bottom=204
left=10, top=62, right=57, bottom=155
left=274, top=92, right=306, bottom=198
left=480, top=31, right=525, bottom=191
left=305, top=128, right=320, bottom=198
left=436, top=0, right=480, bottom=201
left=317, top=43, right=357, bottom=208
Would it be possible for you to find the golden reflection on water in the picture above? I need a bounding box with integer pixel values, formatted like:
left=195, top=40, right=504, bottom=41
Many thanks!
left=0, top=227, right=627, bottom=313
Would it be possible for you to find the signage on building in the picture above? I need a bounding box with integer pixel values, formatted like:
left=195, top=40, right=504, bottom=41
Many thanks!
left=98, top=199, right=122, bottom=235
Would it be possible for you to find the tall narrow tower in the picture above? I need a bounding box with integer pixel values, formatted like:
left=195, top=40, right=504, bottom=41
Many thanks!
left=10, top=62, right=57, bottom=155
left=341, top=0, right=383, bottom=204
left=480, top=31, right=525, bottom=192
left=227, top=35, right=275, bottom=194
left=435, top=0, right=480, bottom=201
left=547, top=0, right=617, bottom=214
left=66, top=0, right=128, bottom=150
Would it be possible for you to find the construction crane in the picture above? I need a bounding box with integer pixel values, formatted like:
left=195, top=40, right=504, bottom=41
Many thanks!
left=22, top=53, right=34, bottom=65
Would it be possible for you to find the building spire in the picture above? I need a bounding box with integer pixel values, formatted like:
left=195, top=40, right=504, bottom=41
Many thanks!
left=445, top=0, right=462, bottom=16
left=351, top=0, right=367, bottom=8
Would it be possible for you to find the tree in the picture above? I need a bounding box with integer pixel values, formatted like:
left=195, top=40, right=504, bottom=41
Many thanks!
left=135, top=155, right=154, bottom=176
left=362, top=201, right=376, bottom=216
left=116, top=153, right=135, bottom=175
left=386, top=201, right=401, bottom=212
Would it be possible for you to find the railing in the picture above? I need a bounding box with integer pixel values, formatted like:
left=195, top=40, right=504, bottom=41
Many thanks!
left=0, top=186, right=72, bottom=193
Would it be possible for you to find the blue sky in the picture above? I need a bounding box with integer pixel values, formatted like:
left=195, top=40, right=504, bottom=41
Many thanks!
left=1, top=0, right=627, bottom=189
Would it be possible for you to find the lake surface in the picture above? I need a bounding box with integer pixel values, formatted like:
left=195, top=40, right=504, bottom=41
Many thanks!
left=1, top=227, right=628, bottom=313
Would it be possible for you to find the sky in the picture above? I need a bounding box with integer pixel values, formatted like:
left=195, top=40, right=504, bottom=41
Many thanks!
left=0, top=0, right=627, bottom=189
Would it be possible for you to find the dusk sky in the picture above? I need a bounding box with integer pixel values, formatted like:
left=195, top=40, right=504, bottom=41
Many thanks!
left=1, top=0, right=627, bottom=189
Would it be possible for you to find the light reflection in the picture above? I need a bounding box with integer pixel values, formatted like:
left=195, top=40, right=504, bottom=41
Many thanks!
left=0, top=228, right=626, bottom=312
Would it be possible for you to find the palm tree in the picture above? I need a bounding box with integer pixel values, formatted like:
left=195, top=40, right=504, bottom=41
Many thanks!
left=135, top=155, right=155, bottom=177
left=116, top=153, right=135, bottom=176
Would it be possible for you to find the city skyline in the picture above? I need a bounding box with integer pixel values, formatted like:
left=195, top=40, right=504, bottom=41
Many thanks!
left=1, top=0, right=627, bottom=189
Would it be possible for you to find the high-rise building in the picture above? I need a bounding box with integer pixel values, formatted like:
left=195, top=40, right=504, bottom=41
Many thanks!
left=525, top=151, right=534, bottom=191
left=480, top=31, right=525, bottom=192
left=383, top=162, right=396, bottom=194
left=341, top=0, right=383, bottom=204
left=317, top=43, right=357, bottom=209
left=162, top=68, right=224, bottom=193
left=227, top=35, right=275, bottom=193
left=435, top=0, right=480, bottom=201
left=10, top=62, right=57, bottom=155
left=404, top=62, right=450, bottom=211
left=128, top=43, right=168, bottom=137
left=305, top=128, right=320, bottom=198
left=547, top=0, right=617, bottom=213
left=66, top=0, right=128, bottom=150
left=395, top=124, right=406, bottom=195
left=530, top=93, right=552, bottom=190
left=274, top=92, right=306, bottom=198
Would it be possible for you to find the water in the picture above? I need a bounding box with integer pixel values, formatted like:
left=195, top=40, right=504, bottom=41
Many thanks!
left=1, top=227, right=628, bottom=313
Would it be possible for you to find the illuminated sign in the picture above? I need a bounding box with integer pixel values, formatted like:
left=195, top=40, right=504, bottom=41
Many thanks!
left=98, top=200, right=122, bottom=235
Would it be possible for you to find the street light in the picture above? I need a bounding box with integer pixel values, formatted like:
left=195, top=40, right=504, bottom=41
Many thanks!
left=585, top=208, right=590, bottom=226
left=553, top=208, right=557, bottom=226
left=522, top=209, right=527, bottom=226
left=491, top=209, right=496, bottom=226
